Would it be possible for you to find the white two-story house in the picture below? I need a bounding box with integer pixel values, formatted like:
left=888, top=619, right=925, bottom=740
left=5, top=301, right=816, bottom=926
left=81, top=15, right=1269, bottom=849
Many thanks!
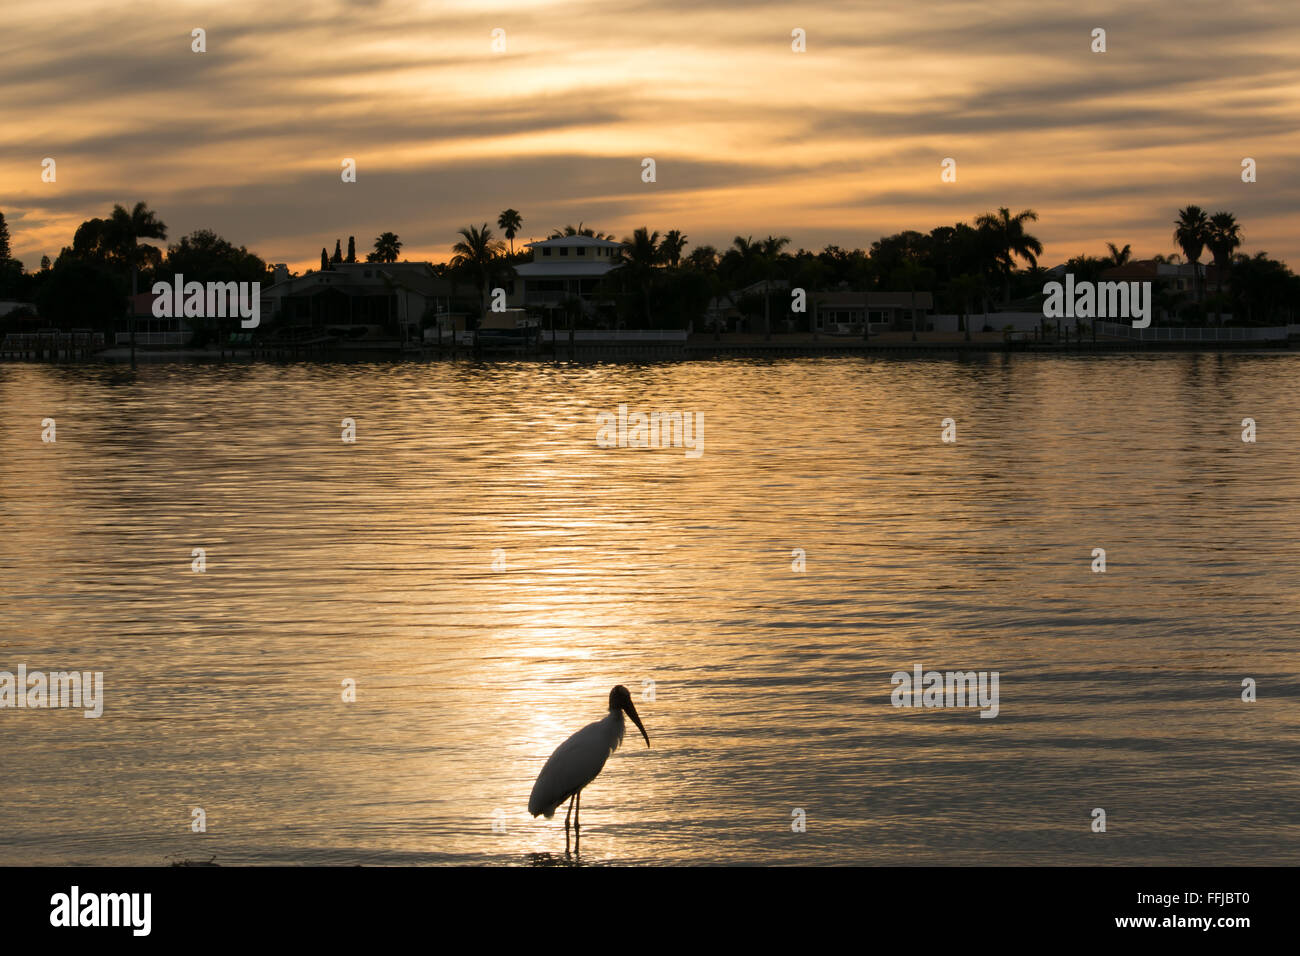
left=511, top=235, right=626, bottom=314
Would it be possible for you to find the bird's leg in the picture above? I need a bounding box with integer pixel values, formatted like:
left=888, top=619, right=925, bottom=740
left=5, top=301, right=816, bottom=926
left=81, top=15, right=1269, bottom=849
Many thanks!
left=564, top=793, right=575, bottom=856
left=574, top=790, right=581, bottom=852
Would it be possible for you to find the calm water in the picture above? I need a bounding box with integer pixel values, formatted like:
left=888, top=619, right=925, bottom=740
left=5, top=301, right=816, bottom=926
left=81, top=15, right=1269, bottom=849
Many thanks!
left=1, top=353, right=1297, bottom=866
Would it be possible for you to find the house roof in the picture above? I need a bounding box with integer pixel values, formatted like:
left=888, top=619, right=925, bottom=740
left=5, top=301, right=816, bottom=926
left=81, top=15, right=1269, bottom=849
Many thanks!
left=1100, top=261, right=1160, bottom=279
left=524, top=236, right=625, bottom=249
left=285, top=284, right=392, bottom=297
left=738, top=279, right=790, bottom=295
left=129, top=291, right=159, bottom=316
left=1101, top=260, right=1224, bottom=282
left=265, top=262, right=452, bottom=297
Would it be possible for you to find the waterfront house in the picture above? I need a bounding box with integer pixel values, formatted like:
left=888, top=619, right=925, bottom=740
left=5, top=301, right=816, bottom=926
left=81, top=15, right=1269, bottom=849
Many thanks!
left=1100, top=259, right=1225, bottom=296
left=1099, top=259, right=1227, bottom=322
left=511, top=235, right=627, bottom=315
left=813, top=290, right=934, bottom=334
left=261, top=262, right=465, bottom=342
left=706, top=284, right=934, bottom=334
left=115, top=291, right=194, bottom=346
left=706, top=279, right=789, bottom=333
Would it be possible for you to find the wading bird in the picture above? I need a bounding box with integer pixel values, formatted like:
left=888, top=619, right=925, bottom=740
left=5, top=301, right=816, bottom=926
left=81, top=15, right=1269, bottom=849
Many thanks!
left=528, top=685, right=650, bottom=852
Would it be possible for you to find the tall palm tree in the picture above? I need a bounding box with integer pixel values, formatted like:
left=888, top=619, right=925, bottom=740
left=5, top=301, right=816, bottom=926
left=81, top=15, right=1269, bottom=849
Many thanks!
left=617, top=227, right=661, bottom=327
left=975, top=207, right=1041, bottom=305
left=1105, top=242, right=1132, bottom=267
left=949, top=273, right=985, bottom=342
left=890, top=260, right=924, bottom=341
left=723, top=235, right=761, bottom=282
left=497, top=209, right=523, bottom=255
left=371, top=232, right=402, bottom=263
left=1173, top=206, right=1210, bottom=307
left=1206, top=211, right=1242, bottom=324
left=718, top=236, right=762, bottom=334
left=107, top=202, right=167, bottom=361
left=758, top=235, right=791, bottom=340
left=450, top=224, right=506, bottom=319
left=660, top=230, right=687, bottom=267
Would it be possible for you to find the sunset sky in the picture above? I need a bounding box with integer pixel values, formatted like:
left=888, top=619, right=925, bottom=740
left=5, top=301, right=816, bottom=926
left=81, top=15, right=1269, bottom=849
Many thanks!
left=2, top=0, right=1298, bottom=274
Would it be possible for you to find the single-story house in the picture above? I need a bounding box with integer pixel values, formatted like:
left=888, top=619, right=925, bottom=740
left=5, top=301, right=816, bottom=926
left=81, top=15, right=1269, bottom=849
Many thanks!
left=261, top=262, right=465, bottom=339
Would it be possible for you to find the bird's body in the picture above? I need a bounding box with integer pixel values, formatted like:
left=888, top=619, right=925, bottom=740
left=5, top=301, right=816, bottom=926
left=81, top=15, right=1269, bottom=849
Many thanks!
left=528, top=685, right=650, bottom=851
left=528, top=709, right=626, bottom=818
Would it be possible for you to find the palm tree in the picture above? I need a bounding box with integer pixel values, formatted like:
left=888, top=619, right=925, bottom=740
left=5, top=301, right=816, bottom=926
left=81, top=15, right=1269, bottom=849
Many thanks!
left=660, top=230, right=687, bottom=267
left=1205, top=211, right=1242, bottom=325
left=450, top=224, right=506, bottom=320
left=561, top=293, right=583, bottom=355
left=497, top=209, right=523, bottom=255
left=1173, top=206, right=1210, bottom=308
left=1105, top=242, right=1132, bottom=267
left=949, top=273, right=985, bottom=342
left=758, top=235, right=790, bottom=340
left=890, top=260, right=924, bottom=341
left=723, top=235, right=761, bottom=280
left=550, top=222, right=613, bottom=240
left=370, top=232, right=402, bottom=263
left=687, top=245, right=718, bottom=272
left=760, top=235, right=791, bottom=258
left=617, top=227, right=662, bottom=327
left=975, top=207, right=1041, bottom=305
left=718, top=236, right=762, bottom=334
left=107, top=202, right=167, bottom=362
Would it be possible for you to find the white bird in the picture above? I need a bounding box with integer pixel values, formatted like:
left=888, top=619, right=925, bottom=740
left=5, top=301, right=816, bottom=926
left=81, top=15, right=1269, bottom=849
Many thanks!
left=528, top=684, right=650, bottom=850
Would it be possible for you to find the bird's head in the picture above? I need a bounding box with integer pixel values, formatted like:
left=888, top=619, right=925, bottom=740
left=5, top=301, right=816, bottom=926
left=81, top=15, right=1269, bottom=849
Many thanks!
left=610, top=684, right=650, bottom=748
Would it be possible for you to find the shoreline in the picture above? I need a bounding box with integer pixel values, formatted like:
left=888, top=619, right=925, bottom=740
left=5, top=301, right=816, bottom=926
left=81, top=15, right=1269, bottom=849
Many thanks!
left=2, top=330, right=1292, bottom=364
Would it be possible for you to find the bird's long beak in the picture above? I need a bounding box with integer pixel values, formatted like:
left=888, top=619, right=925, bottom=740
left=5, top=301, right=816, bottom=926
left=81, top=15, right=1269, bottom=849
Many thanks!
left=623, top=698, right=650, bottom=748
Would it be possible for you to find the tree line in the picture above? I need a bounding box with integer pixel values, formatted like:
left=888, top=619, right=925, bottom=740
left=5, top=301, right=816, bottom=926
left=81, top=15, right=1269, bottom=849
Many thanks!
left=435, top=205, right=1298, bottom=332
left=1, top=203, right=1297, bottom=333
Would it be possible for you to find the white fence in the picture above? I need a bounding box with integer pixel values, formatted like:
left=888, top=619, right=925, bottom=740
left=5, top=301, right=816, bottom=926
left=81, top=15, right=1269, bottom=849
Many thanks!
left=3, top=331, right=106, bottom=352
left=1095, top=321, right=1288, bottom=342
